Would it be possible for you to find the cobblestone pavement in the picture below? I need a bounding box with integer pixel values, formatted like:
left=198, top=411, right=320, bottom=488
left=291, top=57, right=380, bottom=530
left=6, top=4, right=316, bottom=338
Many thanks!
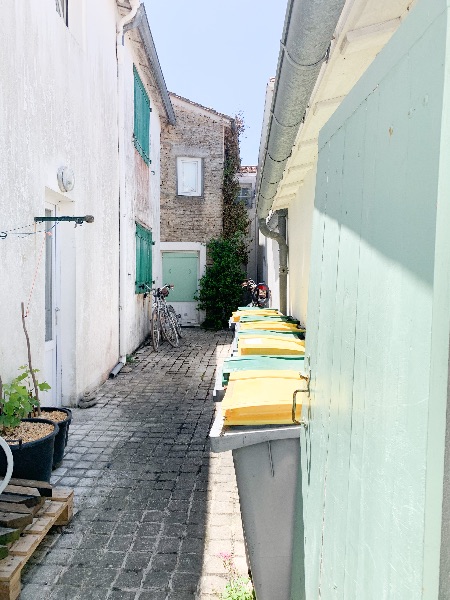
left=20, top=328, right=248, bottom=600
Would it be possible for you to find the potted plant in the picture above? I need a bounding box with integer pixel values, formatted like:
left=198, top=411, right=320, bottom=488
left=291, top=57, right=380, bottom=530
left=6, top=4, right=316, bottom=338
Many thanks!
left=39, top=403, right=72, bottom=469
left=6, top=366, right=72, bottom=470
left=0, top=368, right=58, bottom=483
left=19, top=301, right=72, bottom=470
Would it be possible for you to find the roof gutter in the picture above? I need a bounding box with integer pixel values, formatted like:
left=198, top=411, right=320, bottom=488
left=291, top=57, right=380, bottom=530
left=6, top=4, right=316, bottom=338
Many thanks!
left=256, top=0, right=346, bottom=220
left=124, top=4, right=176, bottom=125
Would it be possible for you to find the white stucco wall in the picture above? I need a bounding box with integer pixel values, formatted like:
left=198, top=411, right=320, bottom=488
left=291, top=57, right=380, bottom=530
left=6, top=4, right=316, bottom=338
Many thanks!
left=0, top=0, right=120, bottom=405
left=287, top=165, right=316, bottom=326
left=259, top=230, right=280, bottom=310
left=258, top=164, right=315, bottom=320
left=121, top=40, right=162, bottom=355
left=0, top=0, right=165, bottom=405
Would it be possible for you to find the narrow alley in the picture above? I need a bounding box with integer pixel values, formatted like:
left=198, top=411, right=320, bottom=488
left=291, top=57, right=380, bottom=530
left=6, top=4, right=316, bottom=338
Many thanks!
left=20, top=329, right=247, bottom=600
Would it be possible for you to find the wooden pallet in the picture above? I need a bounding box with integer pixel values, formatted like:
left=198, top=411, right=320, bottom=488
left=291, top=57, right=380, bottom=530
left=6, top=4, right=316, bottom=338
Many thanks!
left=0, top=486, right=73, bottom=600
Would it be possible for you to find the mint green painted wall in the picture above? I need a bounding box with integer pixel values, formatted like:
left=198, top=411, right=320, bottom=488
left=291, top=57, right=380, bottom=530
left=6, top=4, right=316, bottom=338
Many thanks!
left=295, top=1, right=450, bottom=598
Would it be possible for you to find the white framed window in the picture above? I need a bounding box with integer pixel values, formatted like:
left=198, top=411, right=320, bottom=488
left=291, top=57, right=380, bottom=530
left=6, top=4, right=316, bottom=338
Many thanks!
left=177, top=157, right=203, bottom=197
left=236, top=184, right=253, bottom=208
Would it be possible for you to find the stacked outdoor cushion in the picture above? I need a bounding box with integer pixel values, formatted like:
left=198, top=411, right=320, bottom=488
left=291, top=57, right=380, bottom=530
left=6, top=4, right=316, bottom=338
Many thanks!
left=218, top=307, right=307, bottom=426
left=222, top=370, right=306, bottom=425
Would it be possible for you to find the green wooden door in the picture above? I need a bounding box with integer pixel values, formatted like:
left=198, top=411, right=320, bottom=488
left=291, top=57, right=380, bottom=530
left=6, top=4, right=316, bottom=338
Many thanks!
left=162, top=252, right=198, bottom=302
left=294, top=2, right=448, bottom=598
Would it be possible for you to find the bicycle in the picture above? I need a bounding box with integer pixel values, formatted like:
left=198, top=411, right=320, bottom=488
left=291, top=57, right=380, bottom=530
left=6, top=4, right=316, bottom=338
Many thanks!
left=167, top=304, right=183, bottom=340
left=144, top=284, right=181, bottom=351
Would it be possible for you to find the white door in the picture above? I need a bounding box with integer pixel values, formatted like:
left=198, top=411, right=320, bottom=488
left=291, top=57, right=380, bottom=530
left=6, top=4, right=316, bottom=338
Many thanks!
left=43, top=204, right=60, bottom=406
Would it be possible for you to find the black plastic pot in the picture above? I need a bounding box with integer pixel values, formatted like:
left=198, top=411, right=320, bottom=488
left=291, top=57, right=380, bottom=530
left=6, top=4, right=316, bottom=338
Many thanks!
left=41, top=407, right=72, bottom=469
left=0, top=418, right=59, bottom=483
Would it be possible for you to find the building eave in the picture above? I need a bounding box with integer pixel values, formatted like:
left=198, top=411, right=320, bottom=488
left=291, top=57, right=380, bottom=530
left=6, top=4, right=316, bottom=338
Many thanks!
left=257, top=0, right=417, bottom=217
left=124, top=4, right=176, bottom=125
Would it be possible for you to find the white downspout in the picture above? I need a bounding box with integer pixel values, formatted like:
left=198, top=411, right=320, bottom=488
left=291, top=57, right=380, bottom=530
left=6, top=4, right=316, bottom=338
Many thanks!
left=116, top=0, right=141, bottom=372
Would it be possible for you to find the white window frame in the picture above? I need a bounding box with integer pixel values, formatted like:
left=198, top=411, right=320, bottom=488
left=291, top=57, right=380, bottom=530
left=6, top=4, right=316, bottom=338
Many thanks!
left=237, top=184, right=253, bottom=208
left=177, top=157, right=203, bottom=197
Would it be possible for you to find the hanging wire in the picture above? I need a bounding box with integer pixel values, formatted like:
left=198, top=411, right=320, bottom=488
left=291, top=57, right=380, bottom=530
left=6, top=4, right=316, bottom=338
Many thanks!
left=24, top=224, right=59, bottom=318
left=0, top=221, right=56, bottom=239
left=15, top=223, right=59, bottom=237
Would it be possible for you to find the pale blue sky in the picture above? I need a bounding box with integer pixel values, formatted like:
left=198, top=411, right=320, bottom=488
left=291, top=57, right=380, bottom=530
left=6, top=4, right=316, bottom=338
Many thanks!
left=145, top=0, right=286, bottom=165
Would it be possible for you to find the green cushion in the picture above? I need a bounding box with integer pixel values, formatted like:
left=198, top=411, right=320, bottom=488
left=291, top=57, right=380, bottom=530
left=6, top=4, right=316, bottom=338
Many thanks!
left=221, top=355, right=304, bottom=386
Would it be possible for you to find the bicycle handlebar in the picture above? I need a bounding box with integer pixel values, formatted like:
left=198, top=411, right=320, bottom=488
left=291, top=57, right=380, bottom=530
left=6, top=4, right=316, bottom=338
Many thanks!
left=242, top=279, right=256, bottom=288
left=141, top=283, right=174, bottom=290
left=142, top=283, right=175, bottom=298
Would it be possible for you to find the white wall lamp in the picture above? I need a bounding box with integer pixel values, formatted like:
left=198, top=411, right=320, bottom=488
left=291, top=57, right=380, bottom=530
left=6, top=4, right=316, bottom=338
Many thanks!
left=57, top=166, right=75, bottom=193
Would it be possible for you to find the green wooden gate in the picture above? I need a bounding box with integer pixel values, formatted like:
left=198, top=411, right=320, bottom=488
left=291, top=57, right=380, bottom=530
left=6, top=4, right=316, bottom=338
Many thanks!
left=294, top=2, right=450, bottom=598
left=162, top=252, right=199, bottom=302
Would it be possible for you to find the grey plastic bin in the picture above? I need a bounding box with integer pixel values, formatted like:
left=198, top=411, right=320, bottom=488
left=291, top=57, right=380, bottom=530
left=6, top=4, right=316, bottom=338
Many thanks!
left=210, top=410, right=302, bottom=600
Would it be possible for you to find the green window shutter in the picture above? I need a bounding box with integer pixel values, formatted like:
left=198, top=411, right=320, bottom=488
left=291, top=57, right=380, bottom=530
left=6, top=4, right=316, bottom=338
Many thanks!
left=133, top=65, right=151, bottom=165
left=135, top=231, right=141, bottom=290
left=135, top=223, right=153, bottom=293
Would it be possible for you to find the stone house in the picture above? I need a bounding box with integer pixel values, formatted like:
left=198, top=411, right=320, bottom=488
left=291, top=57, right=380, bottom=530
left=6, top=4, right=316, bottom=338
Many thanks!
left=0, top=0, right=175, bottom=406
left=160, top=94, right=234, bottom=325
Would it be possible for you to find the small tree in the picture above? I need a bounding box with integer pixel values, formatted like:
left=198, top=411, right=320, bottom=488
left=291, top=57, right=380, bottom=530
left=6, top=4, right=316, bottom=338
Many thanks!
left=195, top=235, right=246, bottom=330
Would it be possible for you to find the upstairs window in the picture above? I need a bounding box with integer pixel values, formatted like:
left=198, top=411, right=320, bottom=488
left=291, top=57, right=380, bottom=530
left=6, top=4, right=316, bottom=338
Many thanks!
left=133, top=66, right=151, bottom=165
left=135, top=224, right=153, bottom=294
left=177, top=157, right=203, bottom=196
left=55, top=0, right=68, bottom=26
left=236, top=184, right=253, bottom=208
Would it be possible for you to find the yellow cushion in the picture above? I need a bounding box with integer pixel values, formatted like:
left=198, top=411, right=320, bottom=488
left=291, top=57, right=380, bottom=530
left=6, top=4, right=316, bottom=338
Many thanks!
left=229, top=369, right=300, bottom=380
left=238, top=336, right=305, bottom=356
left=222, top=370, right=306, bottom=425
left=240, top=322, right=302, bottom=333
left=232, top=309, right=281, bottom=322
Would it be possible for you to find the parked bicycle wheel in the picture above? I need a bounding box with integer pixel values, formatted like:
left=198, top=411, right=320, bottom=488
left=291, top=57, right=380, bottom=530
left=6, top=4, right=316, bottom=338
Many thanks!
left=151, top=308, right=160, bottom=351
left=161, top=307, right=179, bottom=347
left=168, top=305, right=182, bottom=338
left=160, top=308, right=168, bottom=341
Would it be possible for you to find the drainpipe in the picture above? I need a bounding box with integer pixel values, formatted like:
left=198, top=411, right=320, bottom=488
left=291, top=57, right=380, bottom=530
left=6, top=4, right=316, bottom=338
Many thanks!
left=259, top=211, right=288, bottom=315
left=112, top=0, right=141, bottom=378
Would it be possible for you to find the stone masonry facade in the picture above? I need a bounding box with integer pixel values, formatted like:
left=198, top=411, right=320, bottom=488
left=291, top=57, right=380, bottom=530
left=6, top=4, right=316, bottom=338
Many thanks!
left=160, top=94, right=234, bottom=243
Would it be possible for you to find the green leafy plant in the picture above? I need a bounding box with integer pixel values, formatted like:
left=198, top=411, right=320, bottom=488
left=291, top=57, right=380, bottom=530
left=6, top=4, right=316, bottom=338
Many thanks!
left=217, top=552, right=255, bottom=600
left=195, top=115, right=251, bottom=330
left=0, top=367, right=50, bottom=432
left=222, top=115, right=250, bottom=265
left=194, top=235, right=246, bottom=330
